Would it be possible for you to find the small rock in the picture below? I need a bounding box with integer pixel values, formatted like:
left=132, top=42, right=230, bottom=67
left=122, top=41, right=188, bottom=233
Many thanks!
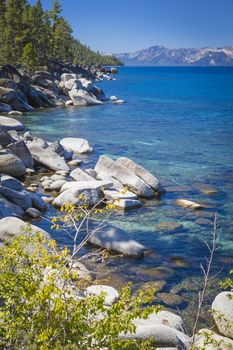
left=156, top=221, right=184, bottom=233
left=50, top=180, right=66, bottom=191
left=26, top=207, right=41, bottom=218
left=156, top=292, right=184, bottom=306
left=41, top=180, right=53, bottom=189
left=112, top=198, right=142, bottom=210
left=175, top=199, right=204, bottom=210
left=51, top=174, right=67, bottom=181
left=110, top=95, right=118, bottom=101
left=113, top=99, right=125, bottom=104
left=68, top=159, right=82, bottom=167
left=41, top=196, right=53, bottom=204
left=65, top=100, right=73, bottom=106
left=8, top=110, right=23, bottom=116
left=23, top=131, right=33, bottom=141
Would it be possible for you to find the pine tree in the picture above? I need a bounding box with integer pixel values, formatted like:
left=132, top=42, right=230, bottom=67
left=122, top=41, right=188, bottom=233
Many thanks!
left=21, top=42, right=37, bottom=73
left=0, top=0, right=6, bottom=64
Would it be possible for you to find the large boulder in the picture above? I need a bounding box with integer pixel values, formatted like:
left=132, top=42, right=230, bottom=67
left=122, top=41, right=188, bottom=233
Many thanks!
left=70, top=168, right=94, bottom=181
left=88, top=224, right=145, bottom=257
left=69, top=88, right=103, bottom=106
left=132, top=311, right=184, bottom=332
left=0, top=150, right=26, bottom=177
left=7, top=140, right=34, bottom=169
left=116, top=157, right=163, bottom=192
left=95, top=155, right=154, bottom=198
left=0, top=87, right=33, bottom=111
left=47, top=141, right=72, bottom=160
left=0, top=195, right=24, bottom=218
left=0, top=216, right=50, bottom=242
left=0, top=115, right=24, bottom=131
left=120, top=323, right=190, bottom=349
left=18, top=82, right=54, bottom=108
left=0, top=185, right=32, bottom=210
left=193, top=328, right=233, bottom=350
left=0, top=175, right=24, bottom=191
left=60, top=137, right=93, bottom=154
left=60, top=180, right=112, bottom=193
left=212, top=291, right=233, bottom=339
left=27, top=145, right=69, bottom=172
left=53, top=188, right=101, bottom=208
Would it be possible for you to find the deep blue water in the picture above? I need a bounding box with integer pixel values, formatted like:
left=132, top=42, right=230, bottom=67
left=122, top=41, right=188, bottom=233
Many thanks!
left=20, top=67, right=233, bottom=325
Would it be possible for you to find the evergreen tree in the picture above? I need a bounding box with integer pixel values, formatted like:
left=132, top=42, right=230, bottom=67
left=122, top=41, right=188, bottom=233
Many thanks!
left=0, top=0, right=6, bottom=64
left=0, top=0, right=123, bottom=69
left=21, top=42, right=37, bottom=73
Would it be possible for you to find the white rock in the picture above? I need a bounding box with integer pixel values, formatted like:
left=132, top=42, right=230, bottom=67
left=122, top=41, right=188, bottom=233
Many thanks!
left=60, top=180, right=112, bottom=193
left=50, top=180, right=66, bottom=191
left=70, top=168, right=94, bottom=181
left=88, top=224, right=145, bottom=257
left=133, top=311, right=184, bottom=332
left=212, top=292, right=233, bottom=339
left=193, top=328, right=233, bottom=349
left=175, top=199, right=204, bottom=210
left=69, top=89, right=103, bottom=106
left=0, top=115, right=24, bottom=131
left=104, top=189, right=138, bottom=200
left=112, top=199, right=142, bottom=210
left=53, top=188, right=100, bottom=208
left=113, top=99, right=125, bottom=104
left=120, top=324, right=190, bottom=349
left=116, top=157, right=163, bottom=192
left=68, top=159, right=82, bottom=167
left=85, top=285, right=119, bottom=306
left=28, top=145, right=70, bottom=172
left=95, top=155, right=154, bottom=198
left=0, top=150, right=26, bottom=177
left=0, top=216, right=50, bottom=242
left=65, top=100, right=73, bottom=106
left=60, top=137, right=93, bottom=154
left=8, top=110, right=23, bottom=116
left=110, top=96, right=118, bottom=101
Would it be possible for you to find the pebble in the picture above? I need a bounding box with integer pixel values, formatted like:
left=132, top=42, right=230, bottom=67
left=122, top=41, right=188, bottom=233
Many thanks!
left=26, top=207, right=42, bottom=218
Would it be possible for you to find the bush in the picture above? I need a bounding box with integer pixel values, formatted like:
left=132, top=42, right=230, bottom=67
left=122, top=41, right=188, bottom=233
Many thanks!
left=0, top=230, right=159, bottom=350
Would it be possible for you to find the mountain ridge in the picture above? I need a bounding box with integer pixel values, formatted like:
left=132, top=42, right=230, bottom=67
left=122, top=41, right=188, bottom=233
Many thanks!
left=115, top=45, right=233, bottom=66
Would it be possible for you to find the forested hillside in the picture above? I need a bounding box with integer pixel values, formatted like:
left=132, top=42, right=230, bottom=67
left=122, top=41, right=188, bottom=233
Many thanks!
left=0, top=0, right=122, bottom=70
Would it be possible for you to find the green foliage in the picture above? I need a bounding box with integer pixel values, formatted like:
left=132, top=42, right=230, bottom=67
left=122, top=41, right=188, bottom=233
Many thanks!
left=0, top=0, right=123, bottom=68
left=0, top=231, right=159, bottom=349
left=220, top=270, right=233, bottom=293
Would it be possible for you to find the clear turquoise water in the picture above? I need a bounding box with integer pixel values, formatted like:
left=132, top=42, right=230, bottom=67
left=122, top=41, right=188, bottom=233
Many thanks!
left=20, top=67, right=233, bottom=326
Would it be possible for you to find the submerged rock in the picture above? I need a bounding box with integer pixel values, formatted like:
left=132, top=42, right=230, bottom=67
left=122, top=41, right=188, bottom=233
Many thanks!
left=88, top=224, right=145, bottom=257
left=175, top=199, right=204, bottom=210
left=156, top=221, right=184, bottom=233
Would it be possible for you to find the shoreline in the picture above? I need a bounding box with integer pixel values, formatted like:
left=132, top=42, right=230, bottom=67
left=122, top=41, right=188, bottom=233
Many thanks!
left=1, top=64, right=233, bottom=346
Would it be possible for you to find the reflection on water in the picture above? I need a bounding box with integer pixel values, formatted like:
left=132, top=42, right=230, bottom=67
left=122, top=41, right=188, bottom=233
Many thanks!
left=20, top=67, right=233, bottom=330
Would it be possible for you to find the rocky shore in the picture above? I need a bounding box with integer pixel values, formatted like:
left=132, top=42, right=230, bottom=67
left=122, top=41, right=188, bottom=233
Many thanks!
left=0, top=65, right=232, bottom=349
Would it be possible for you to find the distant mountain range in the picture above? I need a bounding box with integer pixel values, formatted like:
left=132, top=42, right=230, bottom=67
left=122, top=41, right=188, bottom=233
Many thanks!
left=115, top=45, right=233, bottom=66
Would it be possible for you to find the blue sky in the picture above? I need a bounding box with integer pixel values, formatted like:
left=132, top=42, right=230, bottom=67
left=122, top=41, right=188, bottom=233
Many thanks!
left=30, top=0, right=233, bottom=53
